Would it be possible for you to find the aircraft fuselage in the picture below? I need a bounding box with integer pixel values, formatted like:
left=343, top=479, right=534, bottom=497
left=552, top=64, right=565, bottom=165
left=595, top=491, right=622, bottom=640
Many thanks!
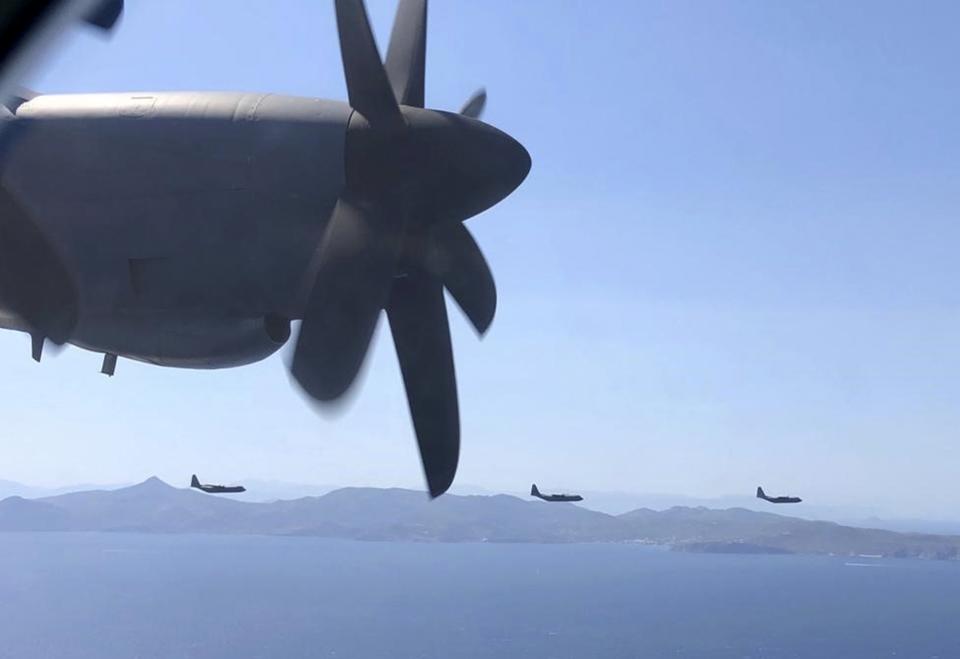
left=535, top=493, right=583, bottom=502
left=759, top=495, right=802, bottom=504
left=0, top=91, right=352, bottom=367
left=196, top=484, right=245, bottom=494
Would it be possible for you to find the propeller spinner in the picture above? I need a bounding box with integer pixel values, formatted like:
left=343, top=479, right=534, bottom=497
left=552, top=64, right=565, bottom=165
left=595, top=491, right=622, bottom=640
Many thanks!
left=291, top=0, right=530, bottom=497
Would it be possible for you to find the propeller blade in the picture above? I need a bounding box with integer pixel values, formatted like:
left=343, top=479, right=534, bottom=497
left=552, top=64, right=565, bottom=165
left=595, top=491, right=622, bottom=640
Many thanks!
left=85, top=0, right=124, bottom=31
left=425, top=223, right=496, bottom=335
left=334, top=0, right=402, bottom=126
left=292, top=197, right=401, bottom=401
left=384, top=0, right=427, bottom=107
left=459, top=88, right=486, bottom=120
left=0, top=186, right=77, bottom=344
left=386, top=271, right=459, bottom=497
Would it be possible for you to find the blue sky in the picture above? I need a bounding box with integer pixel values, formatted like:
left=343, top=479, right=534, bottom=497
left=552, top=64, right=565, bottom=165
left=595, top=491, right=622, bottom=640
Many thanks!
left=6, top=0, right=960, bottom=517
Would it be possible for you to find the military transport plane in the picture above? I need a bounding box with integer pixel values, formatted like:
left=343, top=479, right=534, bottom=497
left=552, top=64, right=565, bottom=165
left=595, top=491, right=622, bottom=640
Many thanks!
left=0, top=0, right=530, bottom=498
left=531, top=484, right=583, bottom=503
left=191, top=475, right=245, bottom=495
left=756, top=486, right=802, bottom=504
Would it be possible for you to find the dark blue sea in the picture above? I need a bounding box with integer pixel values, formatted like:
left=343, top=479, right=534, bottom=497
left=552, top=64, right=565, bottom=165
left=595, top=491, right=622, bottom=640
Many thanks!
left=0, top=534, right=956, bottom=658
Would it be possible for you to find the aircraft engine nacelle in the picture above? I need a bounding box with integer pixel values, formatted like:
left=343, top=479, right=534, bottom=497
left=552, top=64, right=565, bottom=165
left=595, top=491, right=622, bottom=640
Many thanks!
left=73, top=313, right=291, bottom=369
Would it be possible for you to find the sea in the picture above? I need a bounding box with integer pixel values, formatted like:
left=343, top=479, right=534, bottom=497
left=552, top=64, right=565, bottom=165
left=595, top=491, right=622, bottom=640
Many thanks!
left=0, top=533, right=956, bottom=658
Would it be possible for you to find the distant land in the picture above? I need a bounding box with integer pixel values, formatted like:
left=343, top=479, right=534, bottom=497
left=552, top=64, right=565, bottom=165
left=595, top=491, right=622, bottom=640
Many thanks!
left=0, top=477, right=959, bottom=560
left=0, top=478, right=127, bottom=500
left=4, top=477, right=958, bottom=535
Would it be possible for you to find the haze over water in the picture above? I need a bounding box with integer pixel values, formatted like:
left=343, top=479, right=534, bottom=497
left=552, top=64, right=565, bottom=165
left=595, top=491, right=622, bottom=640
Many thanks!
left=0, top=533, right=956, bottom=658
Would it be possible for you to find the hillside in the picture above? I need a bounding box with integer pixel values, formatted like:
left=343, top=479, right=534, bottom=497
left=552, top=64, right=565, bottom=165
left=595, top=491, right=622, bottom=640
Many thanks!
left=0, top=478, right=957, bottom=559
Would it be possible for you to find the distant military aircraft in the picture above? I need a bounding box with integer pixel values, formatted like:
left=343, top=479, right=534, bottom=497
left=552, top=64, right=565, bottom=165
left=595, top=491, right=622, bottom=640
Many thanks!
left=0, top=0, right=530, bottom=498
left=191, top=474, right=245, bottom=495
left=756, top=486, right=801, bottom=504
left=530, top=484, right=583, bottom=503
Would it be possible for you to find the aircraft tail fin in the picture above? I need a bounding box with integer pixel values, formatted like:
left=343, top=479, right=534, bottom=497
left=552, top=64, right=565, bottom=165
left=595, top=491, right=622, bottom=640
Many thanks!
left=191, top=475, right=200, bottom=489
left=531, top=484, right=540, bottom=497
left=756, top=486, right=765, bottom=499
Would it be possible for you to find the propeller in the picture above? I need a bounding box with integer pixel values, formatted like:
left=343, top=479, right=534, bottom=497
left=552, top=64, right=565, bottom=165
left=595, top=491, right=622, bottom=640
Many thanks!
left=291, top=0, right=529, bottom=497
left=459, top=88, right=486, bottom=120
left=84, top=0, right=124, bottom=31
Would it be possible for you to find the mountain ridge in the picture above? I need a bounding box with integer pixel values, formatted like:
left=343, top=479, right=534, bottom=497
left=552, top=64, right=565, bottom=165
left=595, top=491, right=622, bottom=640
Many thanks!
left=1, top=477, right=958, bottom=560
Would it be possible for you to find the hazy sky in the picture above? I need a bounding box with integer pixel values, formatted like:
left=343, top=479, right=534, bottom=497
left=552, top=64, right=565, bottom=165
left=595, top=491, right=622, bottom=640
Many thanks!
left=7, top=0, right=960, bottom=517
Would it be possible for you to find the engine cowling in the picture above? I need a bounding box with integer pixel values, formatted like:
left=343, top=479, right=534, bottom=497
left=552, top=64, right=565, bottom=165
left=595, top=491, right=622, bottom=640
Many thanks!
left=73, top=313, right=291, bottom=369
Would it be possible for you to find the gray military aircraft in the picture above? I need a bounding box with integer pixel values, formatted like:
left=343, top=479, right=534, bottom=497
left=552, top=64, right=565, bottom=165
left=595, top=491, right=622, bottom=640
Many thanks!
left=756, top=486, right=802, bottom=504
left=531, top=484, right=583, bottom=503
left=0, top=0, right=530, bottom=497
left=191, top=474, right=245, bottom=495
